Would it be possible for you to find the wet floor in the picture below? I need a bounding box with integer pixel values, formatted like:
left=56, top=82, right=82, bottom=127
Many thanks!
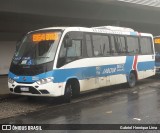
left=0, top=78, right=160, bottom=132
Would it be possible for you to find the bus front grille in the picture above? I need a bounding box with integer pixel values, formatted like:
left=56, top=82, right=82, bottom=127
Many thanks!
left=14, top=86, right=41, bottom=94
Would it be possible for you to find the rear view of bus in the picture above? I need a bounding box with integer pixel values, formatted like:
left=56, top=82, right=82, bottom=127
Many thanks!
left=154, top=36, right=160, bottom=74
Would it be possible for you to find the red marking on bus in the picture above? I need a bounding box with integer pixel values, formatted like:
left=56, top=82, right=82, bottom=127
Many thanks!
left=133, top=56, right=138, bottom=70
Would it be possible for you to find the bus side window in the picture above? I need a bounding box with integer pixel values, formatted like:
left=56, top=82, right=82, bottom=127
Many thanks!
left=140, top=37, right=153, bottom=55
left=119, top=36, right=126, bottom=54
left=126, top=36, right=139, bottom=55
left=92, top=35, right=102, bottom=57
left=110, top=36, right=118, bottom=56
left=101, top=35, right=110, bottom=56
left=66, top=40, right=82, bottom=58
left=115, top=36, right=126, bottom=55
left=85, top=34, right=93, bottom=57
left=57, top=32, right=83, bottom=68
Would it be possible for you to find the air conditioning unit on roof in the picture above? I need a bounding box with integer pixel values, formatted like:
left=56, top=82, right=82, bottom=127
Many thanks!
left=93, top=26, right=135, bottom=32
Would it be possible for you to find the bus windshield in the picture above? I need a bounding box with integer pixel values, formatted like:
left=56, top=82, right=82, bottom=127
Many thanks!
left=12, top=31, right=62, bottom=65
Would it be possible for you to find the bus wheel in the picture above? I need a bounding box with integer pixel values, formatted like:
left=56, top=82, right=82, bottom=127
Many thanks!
left=72, top=81, right=80, bottom=98
left=64, top=83, right=72, bottom=103
left=128, top=72, right=136, bottom=88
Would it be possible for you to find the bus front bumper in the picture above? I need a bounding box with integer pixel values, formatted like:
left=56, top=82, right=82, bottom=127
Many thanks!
left=8, top=81, right=65, bottom=97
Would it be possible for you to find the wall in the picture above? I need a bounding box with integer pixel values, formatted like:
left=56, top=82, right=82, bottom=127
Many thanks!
left=0, top=41, right=16, bottom=75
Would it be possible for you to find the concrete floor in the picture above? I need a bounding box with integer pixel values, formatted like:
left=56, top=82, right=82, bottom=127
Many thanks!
left=0, top=77, right=160, bottom=133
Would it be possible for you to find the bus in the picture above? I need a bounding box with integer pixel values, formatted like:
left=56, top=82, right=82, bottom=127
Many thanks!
left=8, top=26, right=155, bottom=102
left=154, top=36, right=160, bottom=74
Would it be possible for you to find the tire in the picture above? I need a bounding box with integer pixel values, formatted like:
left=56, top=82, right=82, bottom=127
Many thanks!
left=72, top=82, right=80, bottom=98
left=64, top=83, right=72, bottom=103
left=128, top=72, right=136, bottom=88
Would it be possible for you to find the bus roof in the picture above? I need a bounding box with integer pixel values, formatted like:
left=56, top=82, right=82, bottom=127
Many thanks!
left=30, top=26, right=153, bottom=37
left=154, top=36, right=160, bottom=38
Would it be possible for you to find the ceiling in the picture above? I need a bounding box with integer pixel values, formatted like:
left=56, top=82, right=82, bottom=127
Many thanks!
left=0, top=0, right=160, bottom=39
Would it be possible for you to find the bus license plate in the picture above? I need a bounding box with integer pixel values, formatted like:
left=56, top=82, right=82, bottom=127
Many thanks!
left=21, top=87, right=29, bottom=92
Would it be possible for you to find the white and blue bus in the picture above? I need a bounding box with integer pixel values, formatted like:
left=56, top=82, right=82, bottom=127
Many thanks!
left=8, top=26, right=155, bottom=102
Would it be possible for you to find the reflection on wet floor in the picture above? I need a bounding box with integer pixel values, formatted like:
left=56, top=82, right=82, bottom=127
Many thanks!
left=0, top=78, right=160, bottom=130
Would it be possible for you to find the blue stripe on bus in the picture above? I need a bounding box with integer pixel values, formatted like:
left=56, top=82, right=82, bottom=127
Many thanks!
left=8, top=60, right=154, bottom=83
left=124, top=56, right=134, bottom=74
left=8, top=71, right=53, bottom=83
left=138, top=61, right=155, bottom=71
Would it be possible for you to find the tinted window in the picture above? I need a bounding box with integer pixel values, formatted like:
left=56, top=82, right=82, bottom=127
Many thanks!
left=101, top=36, right=110, bottom=56
left=12, top=31, right=61, bottom=65
left=92, top=35, right=102, bottom=56
left=38, top=41, right=53, bottom=56
left=67, top=40, right=82, bottom=57
left=85, top=34, right=93, bottom=57
left=110, top=36, right=118, bottom=55
left=57, top=31, right=83, bottom=68
left=140, top=37, right=153, bottom=54
left=126, top=37, right=139, bottom=54
left=92, top=34, right=111, bottom=57
left=115, top=36, right=126, bottom=54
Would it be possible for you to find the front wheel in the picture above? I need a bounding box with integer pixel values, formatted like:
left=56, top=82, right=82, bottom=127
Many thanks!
left=128, top=72, right=136, bottom=88
left=64, top=84, right=72, bottom=103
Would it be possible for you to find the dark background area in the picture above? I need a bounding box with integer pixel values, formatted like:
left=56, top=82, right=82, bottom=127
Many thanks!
left=0, top=0, right=160, bottom=40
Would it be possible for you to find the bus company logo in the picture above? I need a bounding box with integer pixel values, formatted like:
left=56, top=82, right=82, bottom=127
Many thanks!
left=14, top=76, right=19, bottom=80
left=2, top=125, right=11, bottom=130
left=96, top=66, right=101, bottom=75
left=96, top=66, right=101, bottom=71
left=23, top=77, right=26, bottom=81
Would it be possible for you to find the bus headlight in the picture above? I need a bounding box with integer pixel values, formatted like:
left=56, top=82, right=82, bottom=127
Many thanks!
left=8, top=78, right=15, bottom=84
left=36, top=77, right=54, bottom=85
